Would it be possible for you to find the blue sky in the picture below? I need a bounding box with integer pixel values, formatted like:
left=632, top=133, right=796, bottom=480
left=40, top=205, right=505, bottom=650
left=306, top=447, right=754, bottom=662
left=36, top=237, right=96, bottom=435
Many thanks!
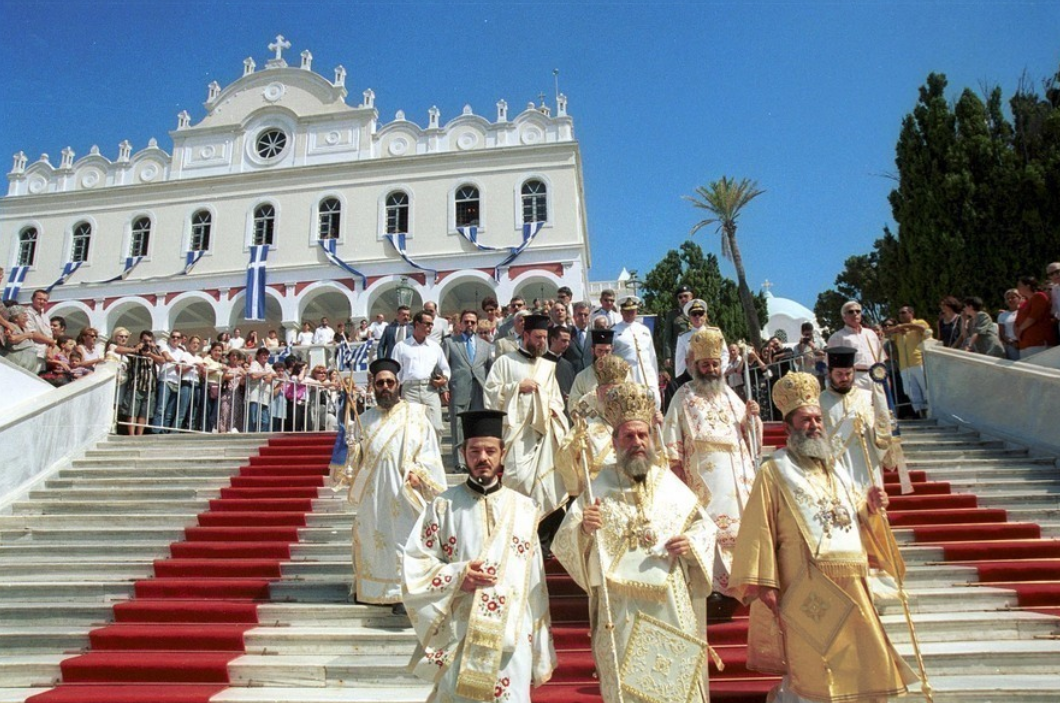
left=1, top=1, right=1057, bottom=310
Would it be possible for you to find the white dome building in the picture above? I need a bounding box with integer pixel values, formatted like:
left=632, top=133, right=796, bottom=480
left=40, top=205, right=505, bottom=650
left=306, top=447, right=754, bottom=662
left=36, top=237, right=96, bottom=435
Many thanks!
left=761, top=282, right=820, bottom=344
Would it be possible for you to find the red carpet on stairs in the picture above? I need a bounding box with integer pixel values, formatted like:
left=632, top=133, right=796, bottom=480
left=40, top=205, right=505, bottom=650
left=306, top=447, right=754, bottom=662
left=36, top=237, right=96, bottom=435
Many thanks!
left=27, top=433, right=337, bottom=703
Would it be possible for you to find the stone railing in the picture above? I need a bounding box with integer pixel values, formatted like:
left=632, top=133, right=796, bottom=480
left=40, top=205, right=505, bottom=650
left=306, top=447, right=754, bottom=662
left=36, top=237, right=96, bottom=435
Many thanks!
left=924, top=341, right=1060, bottom=458
left=0, top=363, right=118, bottom=509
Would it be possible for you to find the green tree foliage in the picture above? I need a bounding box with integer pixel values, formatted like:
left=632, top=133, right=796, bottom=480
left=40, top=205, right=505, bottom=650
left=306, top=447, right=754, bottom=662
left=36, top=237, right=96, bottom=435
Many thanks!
left=814, top=229, right=899, bottom=331
left=642, top=240, right=767, bottom=347
left=685, top=177, right=767, bottom=349
left=879, top=65, right=1060, bottom=316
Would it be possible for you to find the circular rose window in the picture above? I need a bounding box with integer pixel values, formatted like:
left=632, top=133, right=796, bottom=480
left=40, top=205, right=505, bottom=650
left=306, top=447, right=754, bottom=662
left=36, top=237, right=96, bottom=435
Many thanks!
left=255, top=128, right=288, bottom=160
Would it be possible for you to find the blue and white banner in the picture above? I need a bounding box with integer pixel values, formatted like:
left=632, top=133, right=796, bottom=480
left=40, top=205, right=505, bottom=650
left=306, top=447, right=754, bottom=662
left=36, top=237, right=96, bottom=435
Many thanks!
left=456, top=225, right=508, bottom=252
left=337, top=339, right=373, bottom=372
left=383, top=233, right=437, bottom=282
left=45, top=261, right=84, bottom=293
left=494, top=221, right=544, bottom=281
left=89, top=256, right=143, bottom=285
left=3, top=266, right=29, bottom=301
left=318, top=239, right=367, bottom=288
left=182, top=249, right=206, bottom=275
left=245, top=245, right=270, bottom=321
left=268, top=344, right=293, bottom=366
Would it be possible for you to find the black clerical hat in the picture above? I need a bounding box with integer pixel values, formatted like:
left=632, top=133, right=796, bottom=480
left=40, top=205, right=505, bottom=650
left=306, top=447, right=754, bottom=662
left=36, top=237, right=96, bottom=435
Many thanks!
left=524, top=314, right=550, bottom=332
left=460, top=410, right=506, bottom=440
left=591, top=329, right=615, bottom=346
left=369, top=358, right=401, bottom=376
left=826, top=346, right=857, bottom=369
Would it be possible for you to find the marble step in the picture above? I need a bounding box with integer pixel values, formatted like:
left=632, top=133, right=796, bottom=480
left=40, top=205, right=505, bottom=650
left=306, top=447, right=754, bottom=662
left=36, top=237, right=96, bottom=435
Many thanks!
left=929, top=675, right=1060, bottom=703
left=946, top=480, right=1060, bottom=496
left=896, top=639, right=1060, bottom=676
left=0, top=513, right=354, bottom=530
left=913, top=467, right=1060, bottom=482
left=880, top=610, right=1060, bottom=644
left=901, top=437, right=1005, bottom=448
left=907, top=456, right=1056, bottom=469
left=59, top=465, right=244, bottom=479
left=82, top=445, right=264, bottom=459
left=0, top=526, right=344, bottom=544
left=977, top=494, right=1060, bottom=510
left=0, top=541, right=349, bottom=559
left=904, top=448, right=1033, bottom=461
left=10, top=498, right=349, bottom=516
left=877, top=586, right=1017, bottom=615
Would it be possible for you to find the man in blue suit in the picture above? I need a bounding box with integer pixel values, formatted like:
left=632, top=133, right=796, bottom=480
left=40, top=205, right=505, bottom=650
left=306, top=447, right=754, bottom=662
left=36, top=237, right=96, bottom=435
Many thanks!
left=443, top=309, right=494, bottom=470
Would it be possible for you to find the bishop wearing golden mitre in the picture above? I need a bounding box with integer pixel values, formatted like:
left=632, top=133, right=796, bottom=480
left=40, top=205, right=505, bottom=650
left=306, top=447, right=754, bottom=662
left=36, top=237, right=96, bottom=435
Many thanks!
left=553, top=382, right=718, bottom=703
left=729, top=372, right=919, bottom=703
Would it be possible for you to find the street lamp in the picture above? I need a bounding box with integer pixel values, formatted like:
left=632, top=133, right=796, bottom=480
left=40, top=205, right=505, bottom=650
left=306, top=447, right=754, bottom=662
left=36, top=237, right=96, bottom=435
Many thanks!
left=395, top=276, right=415, bottom=308
left=626, top=271, right=641, bottom=297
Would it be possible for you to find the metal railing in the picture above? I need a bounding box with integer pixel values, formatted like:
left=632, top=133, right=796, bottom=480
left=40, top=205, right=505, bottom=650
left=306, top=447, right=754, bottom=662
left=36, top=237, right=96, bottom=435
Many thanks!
left=111, top=347, right=371, bottom=435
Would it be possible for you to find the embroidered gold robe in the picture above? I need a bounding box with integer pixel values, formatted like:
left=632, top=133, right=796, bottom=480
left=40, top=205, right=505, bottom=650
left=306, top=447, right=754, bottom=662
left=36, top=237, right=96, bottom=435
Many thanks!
left=553, top=462, right=717, bottom=703
left=554, top=402, right=615, bottom=497
left=347, top=401, right=446, bottom=603
left=662, top=382, right=759, bottom=595
left=403, top=483, right=556, bottom=703
left=484, top=350, right=570, bottom=516
left=729, top=450, right=918, bottom=702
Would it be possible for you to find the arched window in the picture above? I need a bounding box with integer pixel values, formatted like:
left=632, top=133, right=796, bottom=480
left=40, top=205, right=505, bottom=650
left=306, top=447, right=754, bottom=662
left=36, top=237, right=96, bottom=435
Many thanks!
left=386, top=191, right=409, bottom=234
left=17, top=227, right=38, bottom=266
left=253, top=204, right=276, bottom=246
left=71, top=221, right=92, bottom=263
left=318, top=198, right=341, bottom=240
left=521, top=180, right=547, bottom=223
left=455, top=185, right=480, bottom=227
left=190, top=210, right=212, bottom=251
left=130, top=216, right=151, bottom=257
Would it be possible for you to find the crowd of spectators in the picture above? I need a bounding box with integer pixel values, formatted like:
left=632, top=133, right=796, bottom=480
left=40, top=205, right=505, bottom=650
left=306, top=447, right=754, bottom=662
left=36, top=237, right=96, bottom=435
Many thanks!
left=931, top=265, right=1059, bottom=361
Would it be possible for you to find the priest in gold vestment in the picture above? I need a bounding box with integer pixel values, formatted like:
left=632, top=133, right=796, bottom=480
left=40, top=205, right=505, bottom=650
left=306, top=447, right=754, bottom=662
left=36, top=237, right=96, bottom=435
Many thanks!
left=729, top=372, right=919, bottom=703
left=554, top=382, right=718, bottom=703
left=555, top=354, right=631, bottom=497
left=403, top=410, right=556, bottom=703
left=662, top=327, right=761, bottom=609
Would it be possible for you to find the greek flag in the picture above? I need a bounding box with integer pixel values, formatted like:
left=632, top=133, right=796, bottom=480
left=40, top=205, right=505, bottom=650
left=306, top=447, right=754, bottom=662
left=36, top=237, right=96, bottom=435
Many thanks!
left=337, top=339, right=373, bottom=372
left=317, top=239, right=367, bottom=287
left=383, top=233, right=437, bottom=282
left=269, top=344, right=293, bottom=365
left=456, top=225, right=507, bottom=252
left=46, top=261, right=84, bottom=293
left=2, top=266, right=29, bottom=301
left=245, top=245, right=270, bottom=321
left=183, top=250, right=206, bottom=275
left=91, top=256, right=143, bottom=285
left=494, top=221, right=544, bottom=281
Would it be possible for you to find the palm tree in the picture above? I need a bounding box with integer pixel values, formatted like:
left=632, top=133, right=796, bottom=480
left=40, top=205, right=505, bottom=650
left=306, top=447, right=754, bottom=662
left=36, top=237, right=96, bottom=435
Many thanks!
left=685, top=176, right=765, bottom=350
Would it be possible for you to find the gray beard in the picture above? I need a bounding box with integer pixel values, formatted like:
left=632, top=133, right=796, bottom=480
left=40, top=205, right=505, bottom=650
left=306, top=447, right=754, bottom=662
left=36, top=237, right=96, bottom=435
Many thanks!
left=788, top=430, right=833, bottom=461
left=375, top=391, right=398, bottom=410
left=690, top=366, right=724, bottom=395
left=617, top=446, right=656, bottom=483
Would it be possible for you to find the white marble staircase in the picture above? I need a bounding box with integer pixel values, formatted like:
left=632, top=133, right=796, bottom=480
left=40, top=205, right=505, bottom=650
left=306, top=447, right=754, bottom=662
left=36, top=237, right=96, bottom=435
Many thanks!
left=0, top=422, right=1057, bottom=701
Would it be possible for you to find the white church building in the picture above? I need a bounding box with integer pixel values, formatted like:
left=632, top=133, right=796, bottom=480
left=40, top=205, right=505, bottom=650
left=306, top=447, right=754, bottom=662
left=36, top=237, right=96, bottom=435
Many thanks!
left=2, top=36, right=591, bottom=339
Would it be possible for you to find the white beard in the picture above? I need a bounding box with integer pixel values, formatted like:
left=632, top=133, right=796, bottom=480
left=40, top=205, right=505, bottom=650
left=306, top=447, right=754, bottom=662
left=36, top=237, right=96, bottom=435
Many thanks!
left=617, top=446, right=656, bottom=483
left=788, top=430, right=832, bottom=461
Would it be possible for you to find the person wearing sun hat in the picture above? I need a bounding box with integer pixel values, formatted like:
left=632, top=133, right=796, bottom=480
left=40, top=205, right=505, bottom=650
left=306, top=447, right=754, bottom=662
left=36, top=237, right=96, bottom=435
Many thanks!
left=729, top=371, right=918, bottom=703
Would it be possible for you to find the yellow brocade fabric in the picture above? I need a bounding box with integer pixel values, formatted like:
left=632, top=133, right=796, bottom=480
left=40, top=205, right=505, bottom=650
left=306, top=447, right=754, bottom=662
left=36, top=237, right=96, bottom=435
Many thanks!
left=729, top=454, right=918, bottom=702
